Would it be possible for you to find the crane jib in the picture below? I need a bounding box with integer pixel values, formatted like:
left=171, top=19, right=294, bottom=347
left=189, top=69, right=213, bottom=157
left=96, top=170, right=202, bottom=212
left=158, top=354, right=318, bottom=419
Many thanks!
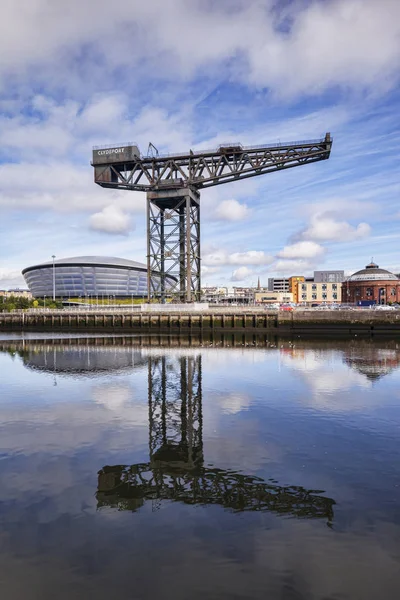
left=92, top=135, right=332, bottom=192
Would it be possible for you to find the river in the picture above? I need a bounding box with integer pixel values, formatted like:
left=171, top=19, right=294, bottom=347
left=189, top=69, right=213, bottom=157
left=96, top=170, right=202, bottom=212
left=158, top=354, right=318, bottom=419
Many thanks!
left=0, top=333, right=399, bottom=599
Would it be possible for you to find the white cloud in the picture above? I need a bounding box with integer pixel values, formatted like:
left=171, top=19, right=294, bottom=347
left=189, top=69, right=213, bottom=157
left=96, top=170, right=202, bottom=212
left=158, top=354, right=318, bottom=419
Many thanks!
left=302, top=213, right=371, bottom=242
left=201, top=265, right=220, bottom=275
left=303, top=198, right=377, bottom=220
left=203, top=249, right=273, bottom=267
left=0, top=0, right=399, bottom=99
left=246, top=0, right=400, bottom=97
left=231, top=266, right=254, bottom=282
left=0, top=268, right=21, bottom=282
left=79, top=94, right=127, bottom=135
left=0, top=269, right=25, bottom=289
left=89, top=205, right=132, bottom=235
left=202, top=251, right=229, bottom=267
left=273, top=259, right=315, bottom=275
left=229, top=251, right=273, bottom=265
left=0, top=93, right=192, bottom=220
left=269, top=200, right=372, bottom=274
left=277, top=241, right=325, bottom=260
left=0, top=160, right=147, bottom=216
left=214, top=199, right=249, bottom=221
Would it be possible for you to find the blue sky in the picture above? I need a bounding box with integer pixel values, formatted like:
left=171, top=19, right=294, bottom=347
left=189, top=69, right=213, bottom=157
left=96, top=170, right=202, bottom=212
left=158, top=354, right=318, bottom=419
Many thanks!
left=0, top=0, right=399, bottom=288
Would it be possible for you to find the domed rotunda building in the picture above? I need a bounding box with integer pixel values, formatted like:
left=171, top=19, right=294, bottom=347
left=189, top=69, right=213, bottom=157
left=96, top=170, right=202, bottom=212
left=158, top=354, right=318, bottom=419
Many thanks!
left=342, top=261, right=400, bottom=305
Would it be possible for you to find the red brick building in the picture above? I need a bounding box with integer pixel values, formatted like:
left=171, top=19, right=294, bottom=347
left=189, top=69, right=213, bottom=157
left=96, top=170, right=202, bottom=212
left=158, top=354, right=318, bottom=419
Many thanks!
left=342, top=262, right=400, bottom=305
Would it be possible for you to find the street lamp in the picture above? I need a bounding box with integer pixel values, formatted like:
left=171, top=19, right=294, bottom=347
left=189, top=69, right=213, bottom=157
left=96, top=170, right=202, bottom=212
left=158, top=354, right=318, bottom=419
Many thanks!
left=44, top=295, right=46, bottom=310
left=52, top=255, right=56, bottom=301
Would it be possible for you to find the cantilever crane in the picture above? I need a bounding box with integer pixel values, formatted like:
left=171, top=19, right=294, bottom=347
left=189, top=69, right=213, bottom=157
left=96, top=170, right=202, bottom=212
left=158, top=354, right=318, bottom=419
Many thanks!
left=91, top=133, right=332, bottom=302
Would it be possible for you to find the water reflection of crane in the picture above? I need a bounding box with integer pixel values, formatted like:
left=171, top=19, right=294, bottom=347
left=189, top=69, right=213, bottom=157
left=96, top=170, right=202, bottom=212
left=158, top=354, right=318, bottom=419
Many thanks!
left=97, top=354, right=335, bottom=523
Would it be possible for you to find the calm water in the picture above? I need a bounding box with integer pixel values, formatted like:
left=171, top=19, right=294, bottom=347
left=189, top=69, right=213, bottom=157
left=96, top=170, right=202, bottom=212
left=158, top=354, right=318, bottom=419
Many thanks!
left=1, top=333, right=400, bottom=600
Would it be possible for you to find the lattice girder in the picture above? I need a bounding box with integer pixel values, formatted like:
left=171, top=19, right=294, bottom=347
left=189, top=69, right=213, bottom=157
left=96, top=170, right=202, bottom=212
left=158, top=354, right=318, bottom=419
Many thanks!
left=94, top=135, right=332, bottom=192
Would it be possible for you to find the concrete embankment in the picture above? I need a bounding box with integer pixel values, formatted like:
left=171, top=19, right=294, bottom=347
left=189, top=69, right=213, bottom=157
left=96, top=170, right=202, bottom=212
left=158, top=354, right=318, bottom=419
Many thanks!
left=1, top=309, right=400, bottom=334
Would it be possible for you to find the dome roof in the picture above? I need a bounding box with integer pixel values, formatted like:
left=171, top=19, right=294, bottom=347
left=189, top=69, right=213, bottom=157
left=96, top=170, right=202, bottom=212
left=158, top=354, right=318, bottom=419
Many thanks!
left=22, top=256, right=146, bottom=274
left=347, top=262, right=399, bottom=282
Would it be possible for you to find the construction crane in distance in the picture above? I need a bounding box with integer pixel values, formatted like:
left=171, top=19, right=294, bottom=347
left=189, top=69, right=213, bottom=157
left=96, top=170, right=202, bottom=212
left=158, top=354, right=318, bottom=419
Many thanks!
left=91, top=133, right=332, bottom=303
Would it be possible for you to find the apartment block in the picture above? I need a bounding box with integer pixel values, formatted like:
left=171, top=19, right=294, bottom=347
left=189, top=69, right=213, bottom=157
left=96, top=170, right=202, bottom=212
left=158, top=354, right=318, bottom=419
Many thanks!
left=298, top=281, right=342, bottom=304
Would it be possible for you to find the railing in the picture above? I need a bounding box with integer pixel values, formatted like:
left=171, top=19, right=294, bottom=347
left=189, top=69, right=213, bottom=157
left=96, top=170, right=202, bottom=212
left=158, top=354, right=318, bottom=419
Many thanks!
left=92, top=137, right=329, bottom=162
left=142, top=137, right=327, bottom=160
left=2, top=305, right=275, bottom=317
left=92, top=142, right=137, bottom=150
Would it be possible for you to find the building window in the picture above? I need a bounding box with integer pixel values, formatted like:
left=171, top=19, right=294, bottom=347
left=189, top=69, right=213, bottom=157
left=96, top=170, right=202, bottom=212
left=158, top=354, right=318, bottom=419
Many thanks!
left=302, top=293, right=307, bottom=300
left=322, top=284, right=327, bottom=291
left=391, top=288, right=396, bottom=296
left=366, top=287, right=373, bottom=297
left=355, top=287, right=361, bottom=296
left=333, top=293, right=337, bottom=300
left=312, top=284, right=317, bottom=291
left=302, top=284, right=306, bottom=291
left=332, top=284, right=337, bottom=290
left=312, top=293, right=317, bottom=300
left=322, top=293, right=327, bottom=300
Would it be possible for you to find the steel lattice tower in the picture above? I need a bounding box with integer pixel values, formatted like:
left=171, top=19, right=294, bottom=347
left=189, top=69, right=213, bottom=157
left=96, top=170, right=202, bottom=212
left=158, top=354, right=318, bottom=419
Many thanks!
left=147, top=188, right=200, bottom=303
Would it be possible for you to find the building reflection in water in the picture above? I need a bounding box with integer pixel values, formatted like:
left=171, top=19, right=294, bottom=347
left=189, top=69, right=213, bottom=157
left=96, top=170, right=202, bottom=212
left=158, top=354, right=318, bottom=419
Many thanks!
left=6, top=341, right=147, bottom=377
left=97, top=352, right=335, bottom=523
left=344, top=347, right=400, bottom=381
left=280, top=341, right=400, bottom=384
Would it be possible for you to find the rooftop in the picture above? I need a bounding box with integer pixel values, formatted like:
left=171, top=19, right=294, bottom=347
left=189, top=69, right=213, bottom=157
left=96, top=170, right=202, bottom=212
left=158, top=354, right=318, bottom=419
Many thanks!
left=22, top=256, right=147, bottom=274
left=347, top=262, right=399, bottom=282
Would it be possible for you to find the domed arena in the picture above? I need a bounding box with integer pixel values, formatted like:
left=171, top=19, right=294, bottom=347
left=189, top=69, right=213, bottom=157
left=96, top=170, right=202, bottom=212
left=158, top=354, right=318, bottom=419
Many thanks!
left=22, top=256, right=176, bottom=299
left=342, top=262, right=400, bottom=305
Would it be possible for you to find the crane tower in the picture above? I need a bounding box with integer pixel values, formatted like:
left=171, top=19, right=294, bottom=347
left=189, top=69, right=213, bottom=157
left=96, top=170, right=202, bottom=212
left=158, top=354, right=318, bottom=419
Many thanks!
left=92, top=134, right=332, bottom=302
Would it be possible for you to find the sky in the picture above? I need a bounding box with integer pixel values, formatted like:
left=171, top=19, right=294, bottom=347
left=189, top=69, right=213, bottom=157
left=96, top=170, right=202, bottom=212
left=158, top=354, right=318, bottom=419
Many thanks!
left=0, top=0, right=399, bottom=289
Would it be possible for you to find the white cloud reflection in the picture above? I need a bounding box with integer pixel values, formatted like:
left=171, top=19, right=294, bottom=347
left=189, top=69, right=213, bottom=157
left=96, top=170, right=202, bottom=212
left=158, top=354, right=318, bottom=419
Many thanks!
left=219, top=393, right=251, bottom=415
left=280, top=349, right=373, bottom=411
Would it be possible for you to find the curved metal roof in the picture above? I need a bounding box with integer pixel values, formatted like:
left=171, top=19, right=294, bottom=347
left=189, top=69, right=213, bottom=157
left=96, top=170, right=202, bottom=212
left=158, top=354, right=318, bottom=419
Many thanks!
left=347, top=262, right=399, bottom=282
left=22, top=256, right=147, bottom=274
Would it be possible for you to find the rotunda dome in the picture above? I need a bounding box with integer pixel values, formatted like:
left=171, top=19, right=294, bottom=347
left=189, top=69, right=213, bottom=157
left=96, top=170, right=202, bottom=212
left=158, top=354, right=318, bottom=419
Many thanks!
left=347, top=262, right=399, bottom=282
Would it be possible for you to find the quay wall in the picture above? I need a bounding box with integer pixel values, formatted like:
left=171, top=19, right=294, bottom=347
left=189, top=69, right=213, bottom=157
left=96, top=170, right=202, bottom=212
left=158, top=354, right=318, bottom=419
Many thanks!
left=1, top=310, right=400, bottom=334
